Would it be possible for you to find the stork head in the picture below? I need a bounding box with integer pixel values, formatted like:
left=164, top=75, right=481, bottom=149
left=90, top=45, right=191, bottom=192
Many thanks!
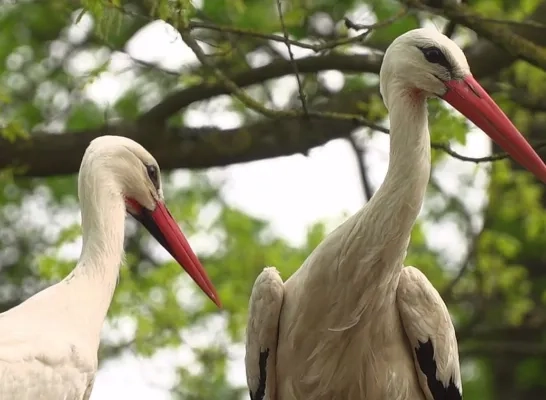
left=380, top=28, right=469, bottom=104
left=380, top=28, right=546, bottom=184
left=81, top=135, right=221, bottom=307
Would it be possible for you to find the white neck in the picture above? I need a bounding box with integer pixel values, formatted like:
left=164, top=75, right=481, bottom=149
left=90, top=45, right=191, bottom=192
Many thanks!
left=299, top=90, right=433, bottom=329
left=366, top=91, right=431, bottom=244
left=62, top=170, right=126, bottom=347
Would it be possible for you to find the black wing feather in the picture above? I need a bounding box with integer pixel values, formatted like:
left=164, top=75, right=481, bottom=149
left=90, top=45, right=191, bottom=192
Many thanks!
left=415, top=339, right=462, bottom=400
left=249, top=349, right=269, bottom=400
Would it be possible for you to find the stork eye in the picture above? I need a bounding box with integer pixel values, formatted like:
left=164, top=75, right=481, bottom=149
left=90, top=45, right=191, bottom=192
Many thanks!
left=420, top=46, right=450, bottom=69
left=146, top=164, right=159, bottom=190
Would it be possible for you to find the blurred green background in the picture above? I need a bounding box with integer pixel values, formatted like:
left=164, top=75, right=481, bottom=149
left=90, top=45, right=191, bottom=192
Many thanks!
left=1, top=0, right=546, bottom=399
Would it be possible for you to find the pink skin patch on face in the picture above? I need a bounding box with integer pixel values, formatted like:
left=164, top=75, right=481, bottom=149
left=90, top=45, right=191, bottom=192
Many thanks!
left=410, top=88, right=423, bottom=98
left=124, top=198, right=142, bottom=214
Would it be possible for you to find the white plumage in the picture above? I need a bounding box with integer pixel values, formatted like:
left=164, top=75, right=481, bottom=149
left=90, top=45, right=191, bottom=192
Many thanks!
left=245, top=28, right=546, bottom=400
left=0, top=136, right=220, bottom=399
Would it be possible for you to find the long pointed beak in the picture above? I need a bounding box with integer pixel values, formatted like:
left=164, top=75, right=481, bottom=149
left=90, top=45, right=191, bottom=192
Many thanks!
left=443, top=75, right=546, bottom=183
left=127, top=199, right=221, bottom=308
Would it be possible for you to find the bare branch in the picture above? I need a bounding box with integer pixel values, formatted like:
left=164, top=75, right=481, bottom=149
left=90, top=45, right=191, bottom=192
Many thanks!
left=441, top=227, right=482, bottom=300
left=275, top=0, right=308, bottom=115
left=377, top=128, right=546, bottom=164
left=431, top=141, right=546, bottom=163
left=441, top=13, right=546, bottom=30
left=190, top=9, right=408, bottom=53
left=348, top=135, right=374, bottom=202
left=483, top=80, right=546, bottom=112
left=0, top=101, right=370, bottom=178
left=401, top=0, right=546, bottom=71
left=443, top=21, right=458, bottom=38
left=343, top=9, right=408, bottom=32
left=463, top=1, right=546, bottom=78
left=174, top=26, right=380, bottom=127
left=101, top=0, right=406, bottom=54
left=138, top=53, right=383, bottom=124
left=461, top=341, right=546, bottom=357
left=470, top=17, right=546, bottom=29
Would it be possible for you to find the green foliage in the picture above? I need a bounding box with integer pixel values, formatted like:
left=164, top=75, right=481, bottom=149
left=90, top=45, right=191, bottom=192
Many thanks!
left=1, top=121, right=29, bottom=142
left=368, top=0, right=420, bottom=45
left=66, top=101, right=105, bottom=130
left=429, top=99, right=470, bottom=163
left=114, top=89, right=142, bottom=119
left=2, top=0, right=546, bottom=399
left=516, top=358, right=546, bottom=388
left=461, top=359, right=493, bottom=399
left=175, top=346, right=246, bottom=400
left=406, top=222, right=446, bottom=286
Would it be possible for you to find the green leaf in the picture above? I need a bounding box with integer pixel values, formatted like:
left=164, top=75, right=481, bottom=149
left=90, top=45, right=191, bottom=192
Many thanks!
left=65, top=101, right=104, bottom=131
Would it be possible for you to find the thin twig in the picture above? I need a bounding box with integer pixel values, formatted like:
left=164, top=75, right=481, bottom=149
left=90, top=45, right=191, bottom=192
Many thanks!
left=463, top=16, right=546, bottom=29
left=373, top=125, right=546, bottom=163
left=191, top=9, right=407, bottom=53
left=215, top=26, right=277, bottom=106
left=461, top=341, right=546, bottom=357
left=348, top=135, right=374, bottom=202
left=443, top=21, right=457, bottom=38
left=275, top=0, right=308, bottom=115
left=437, top=11, right=546, bottom=30
left=176, top=25, right=385, bottom=126
left=441, top=227, right=482, bottom=300
left=431, top=141, right=546, bottom=163
left=401, top=0, right=546, bottom=71
left=98, top=0, right=407, bottom=54
left=406, top=0, right=546, bottom=30
left=442, top=0, right=467, bottom=38
left=99, top=0, right=546, bottom=165
left=343, top=10, right=407, bottom=31
left=187, top=20, right=324, bottom=51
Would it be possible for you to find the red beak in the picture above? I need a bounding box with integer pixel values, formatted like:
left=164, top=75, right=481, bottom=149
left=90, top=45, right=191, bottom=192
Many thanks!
left=443, top=75, right=546, bottom=183
left=127, top=199, right=221, bottom=308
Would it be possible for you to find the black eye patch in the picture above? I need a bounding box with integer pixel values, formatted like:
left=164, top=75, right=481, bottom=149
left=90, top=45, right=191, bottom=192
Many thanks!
left=418, top=46, right=452, bottom=72
left=146, top=164, right=160, bottom=190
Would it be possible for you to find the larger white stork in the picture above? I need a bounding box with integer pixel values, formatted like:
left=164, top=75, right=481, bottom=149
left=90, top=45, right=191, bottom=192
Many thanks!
left=245, top=28, right=546, bottom=400
left=0, top=136, right=220, bottom=399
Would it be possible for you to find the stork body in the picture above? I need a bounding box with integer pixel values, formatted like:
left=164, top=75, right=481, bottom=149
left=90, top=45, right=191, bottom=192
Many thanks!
left=245, top=29, right=546, bottom=400
left=0, top=136, right=220, bottom=399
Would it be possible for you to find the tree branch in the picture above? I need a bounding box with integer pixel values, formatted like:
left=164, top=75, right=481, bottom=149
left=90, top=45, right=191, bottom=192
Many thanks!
left=2, top=88, right=378, bottom=177
left=483, top=80, right=546, bottom=112
left=446, top=1, right=546, bottom=78
left=441, top=227, right=482, bottom=301
left=139, top=4, right=546, bottom=126
left=105, top=0, right=407, bottom=54
left=0, top=113, right=365, bottom=178
left=138, top=53, right=383, bottom=124
left=348, top=135, right=374, bottom=202
left=432, top=141, right=546, bottom=163
left=6, top=3, right=546, bottom=178
left=460, top=341, right=546, bottom=357
left=276, top=0, right=308, bottom=115
left=90, top=0, right=546, bottom=128
left=402, top=0, right=546, bottom=71
left=5, top=80, right=546, bottom=178
left=188, top=15, right=400, bottom=53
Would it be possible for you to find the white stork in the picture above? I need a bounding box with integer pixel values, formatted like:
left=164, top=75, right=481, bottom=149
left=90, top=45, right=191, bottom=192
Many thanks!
left=245, top=28, right=546, bottom=400
left=0, top=135, right=220, bottom=399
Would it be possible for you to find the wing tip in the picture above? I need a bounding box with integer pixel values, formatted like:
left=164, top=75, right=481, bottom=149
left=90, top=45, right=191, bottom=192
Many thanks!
left=249, top=349, right=270, bottom=400
left=415, top=339, right=463, bottom=400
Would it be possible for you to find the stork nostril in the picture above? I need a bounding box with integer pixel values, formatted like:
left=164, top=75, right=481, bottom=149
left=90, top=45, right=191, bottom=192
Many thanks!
left=464, top=79, right=481, bottom=98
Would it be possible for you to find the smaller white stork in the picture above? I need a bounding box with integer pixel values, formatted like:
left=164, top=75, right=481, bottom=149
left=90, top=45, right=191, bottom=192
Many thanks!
left=0, top=135, right=220, bottom=399
left=245, top=29, right=546, bottom=400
